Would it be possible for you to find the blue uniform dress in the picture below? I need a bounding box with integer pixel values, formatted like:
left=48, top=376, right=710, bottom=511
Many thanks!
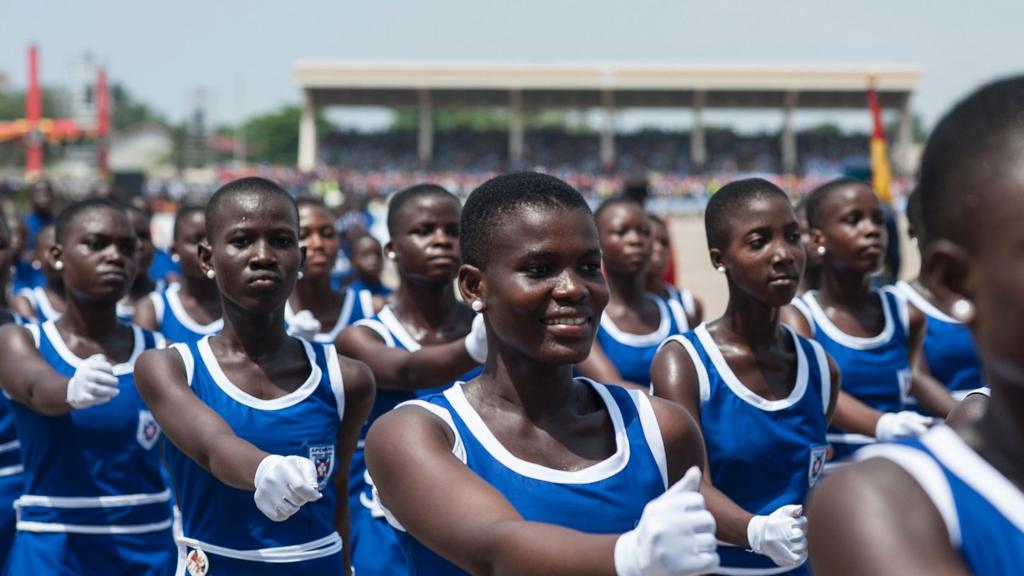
left=386, top=380, right=669, bottom=576
left=0, top=315, right=27, bottom=568
left=15, top=286, right=61, bottom=322
left=895, top=281, right=983, bottom=400
left=802, top=288, right=911, bottom=463
left=117, top=281, right=166, bottom=324
left=348, top=306, right=480, bottom=576
left=5, top=321, right=175, bottom=575
left=857, top=426, right=1024, bottom=574
left=662, top=325, right=830, bottom=575
left=148, top=283, right=223, bottom=344
left=349, top=278, right=393, bottom=298
left=284, top=287, right=374, bottom=345
left=662, top=285, right=697, bottom=332
left=10, top=260, right=42, bottom=294
left=165, top=335, right=346, bottom=575
left=597, top=294, right=687, bottom=386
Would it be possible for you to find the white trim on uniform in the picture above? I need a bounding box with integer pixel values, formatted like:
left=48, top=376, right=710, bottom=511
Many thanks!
left=378, top=306, right=422, bottom=352
left=922, top=425, right=1024, bottom=534
left=15, top=488, right=172, bottom=509
left=0, top=465, right=23, bottom=477
left=856, top=442, right=962, bottom=547
left=352, top=319, right=396, bottom=348
left=629, top=390, right=668, bottom=489
left=657, top=334, right=711, bottom=404
left=284, top=289, right=354, bottom=343
left=965, top=387, right=991, bottom=399
left=599, top=294, right=673, bottom=347
left=149, top=291, right=165, bottom=324
left=358, top=289, right=376, bottom=319
left=694, top=324, right=809, bottom=412
left=324, top=344, right=346, bottom=421
left=176, top=532, right=342, bottom=564
left=31, top=286, right=62, bottom=321
left=18, top=518, right=173, bottom=535
left=895, top=281, right=959, bottom=324
left=809, top=339, right=831, bottom=414
left=165, top=283, right=223, bottom=335
left=0, top=439, right=20, bottom=454
left=803, top=290, right=894, bottom=350
left=713, top=564, right=797, bottom=575
left=443, top=379, right=631, bottom=484
left=24, top=323, right=40, bottom=348
left=41, top=320, right=145, bottom=376
left=788, top=297, right=815, bottom=337
left=170, top=343, right=195, bottom=386
left=197, top=336, right=322, bottom=411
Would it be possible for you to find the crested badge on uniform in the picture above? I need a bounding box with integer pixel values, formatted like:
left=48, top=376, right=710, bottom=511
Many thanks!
left=309, top=445, right=335, bottom=491
left=185, top=547, right=209, bottom=576
left=136, top=410, right=161, bottom=450
left=808, top=445, right=828, bottom=487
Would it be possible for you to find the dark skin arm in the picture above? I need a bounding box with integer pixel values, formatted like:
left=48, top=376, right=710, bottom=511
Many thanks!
left=905, top=307, right=956, bottom=417
left=365, top=390, right=704, bottom=576
left=808, top=458, right=968, bottom=576
left=574, top=339, right=648, bottom=391
left=133, top=294, right=159, bottom=331
left=332, top=357, right=376, bottom=575
left=0, top=324, right=78, bottom=416
left=945, top=392, right=989, bottom=428
left=11, top=294, right=36, bottom=321
left=778, top=304, right=811, bottom=337
left=688, top=297, right=704, bottom=328
left=337, top=325, right=477, bottom=392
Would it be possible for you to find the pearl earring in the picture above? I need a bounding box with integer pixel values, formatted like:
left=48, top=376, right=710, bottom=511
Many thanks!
left=951, top=299, right=975, bottom=323
left=297, top=270, right=304, bottom=280
left=171, top=253, right=180, bottom=263
left=816, top=246, right=826, bottom=256
left=387, top=251, right=397, bottom=261
left=716, top=266, right=726, bottom=274
left=471, top=300, right=484, bottom=313
left=205, top=269, right=215, bottom=279
left=54, top=260, right=63, bottom=271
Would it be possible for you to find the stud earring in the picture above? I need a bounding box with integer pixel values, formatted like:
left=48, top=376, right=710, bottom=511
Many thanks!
left=386, top=251, right=397, bottom=261
left=716, top=266, right=726, bottom=274
left=471, top=300, right=484, bottom=313
left=54, top=260, right=63, bottom=271
left=951, top=299, right=975, bottom=323
left=297, top=270, right=304, bottom=280
left=205, top=269, right=215, bottom=279
left=816, top=246, right=826, bottom=256
left=171, top=253, right=180, bottom=263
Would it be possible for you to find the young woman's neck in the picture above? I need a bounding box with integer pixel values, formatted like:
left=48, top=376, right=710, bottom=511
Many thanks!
left=819, top=263, right=874, bottom=309
left=645, top=276, right=669, bottom=298
left=219, top=303, right=291, bottom=359
left=45, top=278, right=64, bottom=301
left=798, top=265, right=822, bottom=295
left=479, top=349, right=579, bottom=423
left=607, top=269, right=649, bottom=308
left=290, top=273, right=340, bottom=311
left=57, top=298, right=119, bottom=339
left=720, top=291, right=780, bottom=347
left=394, top=277, right=458, bottom=327
left=180, top=273, right=221, bottom=306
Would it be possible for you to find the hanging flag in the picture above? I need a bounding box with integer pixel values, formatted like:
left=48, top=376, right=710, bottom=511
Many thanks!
left=867, top=76, right=892, bottom=204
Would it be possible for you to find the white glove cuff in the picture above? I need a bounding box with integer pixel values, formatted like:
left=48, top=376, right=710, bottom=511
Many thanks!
left=254, top=454, right=283, bottom=488
left=747, top=514, right=767, bottom=553
left=613, top=529, right=641, bottom=576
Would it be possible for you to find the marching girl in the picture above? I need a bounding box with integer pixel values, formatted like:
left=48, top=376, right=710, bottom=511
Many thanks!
left=337, top=183, right=485, bottom=575
left=366, top=172, right=719, bottom=576
left=284, top=198, right=377, bottom=344
left=646, top=214, right=703, bottom=330
left=134, top=177, right=374, bottom=575
left=0, top=198, right=176, bottom=574
left=134, top=205, right=223, bottom=343
left=808, top=74, right=1024, bottom=576
left=652, top=179, right=838, bottom=575
left=117, top=205, right=165, bottom=323
left=0, top=215, right=25, bottom=568
left=12, top=225, right=65, bottom=322
left=780, top=178, right=953, bottom=464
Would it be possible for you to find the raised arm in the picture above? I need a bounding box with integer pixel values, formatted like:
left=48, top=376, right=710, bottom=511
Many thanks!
left=575, top=339, right=647, bottom=391
left=132, top=294, right=159, bottom=331
left=0, top=324, right=104, bottom=416
left=337, top=324, right=478, bottom=392
left=332, top=355, right=376, bottom=574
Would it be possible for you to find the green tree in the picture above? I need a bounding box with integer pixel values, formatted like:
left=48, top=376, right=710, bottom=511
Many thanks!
left=110, top=83, right=165, bottom=131
left=244, top=105, right=332, bottom=165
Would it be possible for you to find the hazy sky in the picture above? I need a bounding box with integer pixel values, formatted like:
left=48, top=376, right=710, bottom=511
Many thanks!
left=0, top=0, right=1017, bottom=131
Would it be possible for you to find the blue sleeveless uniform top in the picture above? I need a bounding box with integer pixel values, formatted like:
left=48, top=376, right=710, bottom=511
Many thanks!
left=149, top=282, right=223, bottom=344
left=662, top=285, right=696, bottom=332
left=10, top=260, right=41, bottom=293
left=165, top=335, right=345, bottom=569
left=896, top=281, right=983, bottom=399
left=389, top=380, right=669, bottom=575
left=117, top=280, right=166, bottom=324
left=15, top=286, right=61, bottom=322
left=284, top=287, right=374, bottom=345
left=857, top=426, right=1024, bottom=575
left=662, top=324, right=829, bottom=575
left=802, top=289, right=910, bottom=462
left=12, top=320, right=171, bottom=533
left=0, top=314, right=26, bottom=482
left=597, top=294, right=687, bottom=386
left=350, top=278, right=393, bottom=298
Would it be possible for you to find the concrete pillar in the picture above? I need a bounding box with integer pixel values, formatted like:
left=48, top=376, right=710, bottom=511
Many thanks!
left=896, top=92, right=914, bottom=176
left=781, top=91, right=798, bottom=175
left=297, top=90, right=318, bottom=171
left=417, top=89, right=433, bottom=165
left=509, top=89, right=524, bottom=166
left=690, top=90, right=707, bottom=173
left=600, top=90, right=615, bottom=169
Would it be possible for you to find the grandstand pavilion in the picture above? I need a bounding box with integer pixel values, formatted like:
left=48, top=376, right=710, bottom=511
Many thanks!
left=294, top=62, right=919, bottom=175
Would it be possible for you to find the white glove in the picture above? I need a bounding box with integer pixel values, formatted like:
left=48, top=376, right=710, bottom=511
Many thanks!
left=253, top=455, right=322, bottom=522
left=615, top=466, right=719, bottom=576
left=875, top=411, right=933, bottom=441
left=66, top=354, right=120, bottom=409
left=464, top=313, right=487, bottom=364
left=747, top=504, right=807, bottom=567
left=287, top=310, right=322, bottom=340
